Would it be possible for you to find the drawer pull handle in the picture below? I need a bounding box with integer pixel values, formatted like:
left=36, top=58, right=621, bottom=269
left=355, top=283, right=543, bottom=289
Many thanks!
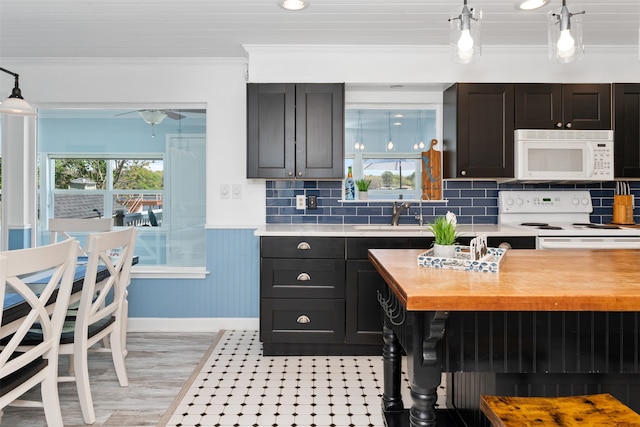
left=296, top=242, right=311, bottom=250
left=296, top=315, right=311, bottom=324
left=296, top=272, right=311, bottom=281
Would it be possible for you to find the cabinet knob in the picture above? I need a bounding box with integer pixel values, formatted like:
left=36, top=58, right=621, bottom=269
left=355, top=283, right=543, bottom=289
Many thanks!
left=565, top=122, right=572, bottom=129
left=288, top=171, right=294, bottom=176
left=556, top=122, right=563, bottom=128
left=296, top=241, right=311, bottom=250
left=498, top=242, right=512, bottom=249
left=296, top=315, right=311, bottom=324
left=460, top=170, right=467, bottom=176
left=296, top=272, right=311, bottom=281
left=298, top=171, right=303, bottom=177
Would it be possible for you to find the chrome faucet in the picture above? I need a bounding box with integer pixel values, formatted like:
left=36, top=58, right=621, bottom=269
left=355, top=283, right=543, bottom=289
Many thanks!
left=414, top=192, right=431, bottom=226
left=414, top=196, right=424, bottom=226
left=391, top=201, right=411, bottom=226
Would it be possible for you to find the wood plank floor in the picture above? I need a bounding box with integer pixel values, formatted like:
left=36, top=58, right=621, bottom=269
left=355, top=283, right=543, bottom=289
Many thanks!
left=0, top=332, right=216, bottom=427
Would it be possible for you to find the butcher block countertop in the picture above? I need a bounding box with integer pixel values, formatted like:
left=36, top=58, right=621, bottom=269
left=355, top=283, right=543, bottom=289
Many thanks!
left=368, top=248, right=640, bottom=312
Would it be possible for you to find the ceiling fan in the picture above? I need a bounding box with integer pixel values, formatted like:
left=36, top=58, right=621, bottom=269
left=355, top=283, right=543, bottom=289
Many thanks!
left=115, top=109, right=186, bottom=125
left=114, top=108, right=204, bottom=137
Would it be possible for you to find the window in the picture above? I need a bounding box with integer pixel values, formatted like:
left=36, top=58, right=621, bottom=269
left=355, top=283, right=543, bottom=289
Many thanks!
left=37, top=108, right=206, bottom=268
left=345, top=105, right=441, bottom=200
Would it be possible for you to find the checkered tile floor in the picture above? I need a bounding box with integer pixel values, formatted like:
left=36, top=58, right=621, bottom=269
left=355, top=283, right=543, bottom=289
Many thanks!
left=166, top=330, right=445, bottom=427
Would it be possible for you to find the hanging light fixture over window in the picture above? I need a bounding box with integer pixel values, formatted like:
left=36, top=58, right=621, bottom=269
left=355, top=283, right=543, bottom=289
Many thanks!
left=0, top=67, right=36, bottom=116
left=353, top=110, right=365, bottom=151
left=449, top=0, right=482, bottom=64
left=279, top=0, right=308, bottom=11
left=548, top=0, right=585, bottom=63
left=413, top=111, right=426, bottom=151
left=386, top=112, right=394, bottom=151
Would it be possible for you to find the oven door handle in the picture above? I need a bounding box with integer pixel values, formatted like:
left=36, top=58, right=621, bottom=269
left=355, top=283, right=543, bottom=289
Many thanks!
left=538, top=238, right=640, bottom=250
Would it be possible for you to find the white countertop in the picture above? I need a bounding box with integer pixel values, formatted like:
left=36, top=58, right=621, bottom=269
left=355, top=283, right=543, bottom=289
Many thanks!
left=254, top=223, right=536, bottom=237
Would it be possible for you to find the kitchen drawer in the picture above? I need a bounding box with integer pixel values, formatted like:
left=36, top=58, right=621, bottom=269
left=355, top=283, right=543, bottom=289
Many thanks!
left=261, top=258, right=345, bottom=299
left=260, top=298, right=345, bottom=344
left=487, top=236, right=536, bottom=249
left=346, top=237, right=429, bottom=259
left=346, top=236, right=473, bottom=259
left=261, top=236, right=345, bottom=259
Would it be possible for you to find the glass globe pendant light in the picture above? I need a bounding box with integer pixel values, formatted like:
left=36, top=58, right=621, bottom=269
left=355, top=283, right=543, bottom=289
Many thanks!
left=449, top=0, right=482, bottom=64
left=548, top=0, right=585, bottom=63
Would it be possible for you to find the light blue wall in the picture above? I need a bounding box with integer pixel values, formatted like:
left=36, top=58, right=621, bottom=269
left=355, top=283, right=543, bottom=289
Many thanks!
left=127, top=228, right=260, bottom=318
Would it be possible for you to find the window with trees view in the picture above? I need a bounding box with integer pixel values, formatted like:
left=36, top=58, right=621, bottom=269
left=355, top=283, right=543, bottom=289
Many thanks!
left=37, top=107, right=206, bottom=268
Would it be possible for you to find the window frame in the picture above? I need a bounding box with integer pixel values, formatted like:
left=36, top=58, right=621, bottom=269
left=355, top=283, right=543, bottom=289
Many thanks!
left=344, top=102, right=443, bottom=201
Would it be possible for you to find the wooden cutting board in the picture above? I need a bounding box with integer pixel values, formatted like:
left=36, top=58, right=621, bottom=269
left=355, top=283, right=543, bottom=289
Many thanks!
left=421, top=139, right=442, bottom=200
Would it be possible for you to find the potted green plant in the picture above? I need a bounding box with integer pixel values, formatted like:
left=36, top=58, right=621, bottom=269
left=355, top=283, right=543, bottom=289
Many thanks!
left=355, top=179, right=371, bottom=200
left=428, top=211, right=459, bottom=258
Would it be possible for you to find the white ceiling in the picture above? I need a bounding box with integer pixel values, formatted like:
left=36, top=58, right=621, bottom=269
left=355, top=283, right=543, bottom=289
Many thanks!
left=0, top=0, right=638, bottom=58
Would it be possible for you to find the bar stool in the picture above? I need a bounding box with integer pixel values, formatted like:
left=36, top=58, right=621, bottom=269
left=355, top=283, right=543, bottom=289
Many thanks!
left=480, top=393, right=640, bottom=427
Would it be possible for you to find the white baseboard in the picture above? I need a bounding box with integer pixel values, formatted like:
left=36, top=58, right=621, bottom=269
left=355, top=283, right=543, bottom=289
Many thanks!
left=127, top=317, right=259, bottom=332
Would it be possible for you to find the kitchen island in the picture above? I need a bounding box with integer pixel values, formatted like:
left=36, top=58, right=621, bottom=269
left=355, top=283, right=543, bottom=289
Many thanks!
left=368, top=248, right=640, bottom=427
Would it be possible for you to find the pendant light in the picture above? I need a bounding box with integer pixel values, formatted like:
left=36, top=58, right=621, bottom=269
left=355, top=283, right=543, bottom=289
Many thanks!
left=413, top=111, right=425, bottom=151
left=449, top=0, right=482, bottom=64
left=548, top=0, right=585, bottom=63
left=353, top=110, right=365, bottom=151
left=0, top=67, right=36, bottom=116
left=386, top=112, right=394, bottom=151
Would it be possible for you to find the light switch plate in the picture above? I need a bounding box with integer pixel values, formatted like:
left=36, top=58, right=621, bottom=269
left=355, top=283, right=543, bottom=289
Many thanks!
left=296, top=195, right=306, bottom=210
left=232, top=184, right=242, bottom=199
left=220, top=184, right=230, bottom=199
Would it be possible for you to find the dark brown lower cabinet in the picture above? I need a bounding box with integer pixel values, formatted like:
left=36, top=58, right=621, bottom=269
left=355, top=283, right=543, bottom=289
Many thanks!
left=261, top=235, right=534, bottom=355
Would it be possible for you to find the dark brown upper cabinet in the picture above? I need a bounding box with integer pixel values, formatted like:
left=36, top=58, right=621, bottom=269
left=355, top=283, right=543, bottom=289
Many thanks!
left=247, top=83, right=345, bottom=179
left=515, top=83, right=611, bottom=130
left=614, top=83, right=640, bottom=178
left=443, top=83, right=515, bottom=178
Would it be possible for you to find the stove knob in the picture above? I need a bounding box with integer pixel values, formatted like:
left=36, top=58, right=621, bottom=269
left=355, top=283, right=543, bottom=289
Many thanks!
left=572, top=197, right=580, bottom=205
left=506, top=197, right=514, bottom=206
left=582, top=197, right=590, bottom=205
left=516, top=198, right=524, bottom=206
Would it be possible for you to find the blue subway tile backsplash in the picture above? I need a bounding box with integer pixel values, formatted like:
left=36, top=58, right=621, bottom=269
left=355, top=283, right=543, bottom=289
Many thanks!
left=265, top=180, right=639, bottom=226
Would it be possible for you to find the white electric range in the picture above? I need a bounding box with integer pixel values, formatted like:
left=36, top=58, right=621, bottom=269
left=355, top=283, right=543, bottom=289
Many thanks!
left=498, top=190, right=640, bottom=249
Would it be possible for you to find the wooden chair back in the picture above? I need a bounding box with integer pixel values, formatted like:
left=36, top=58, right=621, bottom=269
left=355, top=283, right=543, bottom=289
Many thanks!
left=49, top=218, right=114, bottom=256
left=0, top=239, right=79, bottom=425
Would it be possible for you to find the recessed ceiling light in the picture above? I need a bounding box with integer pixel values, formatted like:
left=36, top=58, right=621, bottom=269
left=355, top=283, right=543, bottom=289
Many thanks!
left=279, top=0, right=308, bottom=11
left=393, top=122, right=403, bottom=126
left=516, top=0, right=550, bottom=10
left=393, top=114, right=404, bottom=118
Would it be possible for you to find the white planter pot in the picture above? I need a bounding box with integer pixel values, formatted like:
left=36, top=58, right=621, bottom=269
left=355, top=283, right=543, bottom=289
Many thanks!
left=433, top=243, right=456, bottom=258
left=358, top=191, right=368, bottom=200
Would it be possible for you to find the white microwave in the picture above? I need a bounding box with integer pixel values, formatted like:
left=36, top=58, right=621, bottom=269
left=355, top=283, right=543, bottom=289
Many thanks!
left=514, top=129, right=614, bottom=182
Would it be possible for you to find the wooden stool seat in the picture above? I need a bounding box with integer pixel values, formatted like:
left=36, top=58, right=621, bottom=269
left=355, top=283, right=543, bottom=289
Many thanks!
left=480, top=393, right=640, bottom=427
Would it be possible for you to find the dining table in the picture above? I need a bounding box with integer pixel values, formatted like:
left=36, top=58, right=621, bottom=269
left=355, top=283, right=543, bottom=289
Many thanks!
left=368, top=248, right=640, bottom=427
left=2, top=256, right=138, bottom=338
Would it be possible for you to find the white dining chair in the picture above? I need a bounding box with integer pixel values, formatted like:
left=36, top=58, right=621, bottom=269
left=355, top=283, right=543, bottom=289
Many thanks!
left=56, top=227, right=136, bottom=424
left=49, top=218, right=114, bottom=256
left=0, top=239, right=80, bottom=426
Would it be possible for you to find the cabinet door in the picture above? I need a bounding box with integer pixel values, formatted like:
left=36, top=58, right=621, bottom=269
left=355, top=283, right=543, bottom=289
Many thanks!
left=295, top=83, right=345, bottom=179
left=562, top=84, right=611, bottom=130
left=614, top=83, right=640, bottom=178
left=444, top=83, right=515, bottom=178
left=247, top=83, right=296, bottom=178
left=345, top=260, right=387, bottom=345
left=515, top=84, right=563, bottom=129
